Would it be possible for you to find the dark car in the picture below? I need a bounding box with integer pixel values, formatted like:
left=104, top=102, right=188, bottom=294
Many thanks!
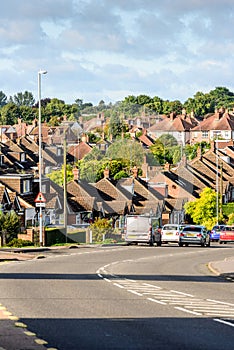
left=210, top=225, right=225, bottom=242
left=179, top=225, right=210, bottom=247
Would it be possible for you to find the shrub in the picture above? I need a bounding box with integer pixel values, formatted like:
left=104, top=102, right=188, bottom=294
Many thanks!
left=90, top=218, right=113, bottom=242
left=7, top=238, right=34, bottom=248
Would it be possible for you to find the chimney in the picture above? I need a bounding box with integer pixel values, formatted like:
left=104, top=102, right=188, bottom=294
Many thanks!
left=181, top=155, right=187, bottom=166
left=132, top=166, right=138, bottom=178
left=197, top=146, right=202, bottom=160
left=104, top=168, right=109, bottom=179
left=164, top=162, right=171, bottom=172
left=72, top=167, right=79, bottom=181
left=169, top=112, right=176, bottom=121
left=210, top=140, right=215, bottom=152
left=215, top=109, right=222, bottom=121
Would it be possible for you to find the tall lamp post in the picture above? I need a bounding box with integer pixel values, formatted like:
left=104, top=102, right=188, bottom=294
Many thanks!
left=38, top=70, right=47, bottom=246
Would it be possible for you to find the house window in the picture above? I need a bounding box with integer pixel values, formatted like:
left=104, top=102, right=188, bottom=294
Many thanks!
left=20, top=153, right=26, bottom=162
left=202, top=131, right=208, bottom=138
left=0, top=155, right=3, bottom=165
left=224, top=131, right=229, bottom=139
left=22, top=179, right=31, bottom=193
left=57, top=148, right=62, bottom=156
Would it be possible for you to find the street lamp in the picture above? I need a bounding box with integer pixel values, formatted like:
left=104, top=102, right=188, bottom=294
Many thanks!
left=38, top=70, right=47, bottom=246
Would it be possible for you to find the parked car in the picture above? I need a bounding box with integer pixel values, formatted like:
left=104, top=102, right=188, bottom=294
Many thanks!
left=219, top=225, right=234, bottom=244
left=179, top=225, right=210, bottom=247
left=210, top=225, right=226, bottom=242
left=161, top=224, right=186, bottom=245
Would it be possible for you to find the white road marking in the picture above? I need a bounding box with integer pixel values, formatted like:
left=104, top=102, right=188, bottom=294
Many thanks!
left=174, top=307, right=202, bottom=316
left=214, top=319, right=234, bottom=328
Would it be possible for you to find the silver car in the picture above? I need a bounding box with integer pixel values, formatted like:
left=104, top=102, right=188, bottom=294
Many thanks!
left=179, top=225, right=210, bottom=247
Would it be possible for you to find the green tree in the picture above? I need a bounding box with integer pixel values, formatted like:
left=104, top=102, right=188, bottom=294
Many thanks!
left=106, top=139, right=145, bottom=168
left=158, top=134, right=178, bottom=148
left=0, top=211, right=21, bottom=244
left=9, top=91, right=35, bottom=106
left=162, top=100, right=183, bottom=115
left=109, top=113, right=124, bottom=139
left=46, top=164, right=73, bottom=186
left=0, top=102, right=20, bottom=124
left=0, top=91, right=7, bottom=107
left=150, top=139, right=167, bottom=165
left=184, top=188, right=222, bottom=229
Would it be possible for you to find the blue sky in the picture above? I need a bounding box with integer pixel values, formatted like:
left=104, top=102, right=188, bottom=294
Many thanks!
left=1, top=0, right=234, bottom=105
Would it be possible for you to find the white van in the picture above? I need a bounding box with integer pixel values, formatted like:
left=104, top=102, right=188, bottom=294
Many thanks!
left=124, top=215, right=161, bottom=246
left=161, top=224, right=185, bottom=245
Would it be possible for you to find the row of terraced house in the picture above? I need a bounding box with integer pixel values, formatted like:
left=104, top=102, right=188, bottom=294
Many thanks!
left=0, top=107, right=234, bottom=244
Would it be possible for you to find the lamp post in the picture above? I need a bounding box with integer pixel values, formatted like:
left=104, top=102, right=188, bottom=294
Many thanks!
left=38, top=70, right=47, bottom=246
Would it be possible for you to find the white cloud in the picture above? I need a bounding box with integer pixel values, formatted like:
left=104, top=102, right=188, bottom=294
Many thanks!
left=0, top=0, right=234, bottom=105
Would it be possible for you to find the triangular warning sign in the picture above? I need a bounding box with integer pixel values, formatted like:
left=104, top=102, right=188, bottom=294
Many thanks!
left=35, top=191, right=46, bottom=203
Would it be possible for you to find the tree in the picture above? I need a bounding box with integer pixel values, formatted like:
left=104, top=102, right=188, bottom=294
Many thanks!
left=150, top=139, right=167, bottom=165
left=109, top=113, right=123, bottom=139
left=162, top=100, right=183, bottom=115
left=184, top=188, right=223, bottom=229
left=0, top=91, right=7, bottom=107
left=158, top=134, right=178, bottom=148
left=106, top=139, right=145, bottom=168
left=0, top=102, right=20, bottom=124
left=9, top=91, right=35, bottom=106
left=0, top=211, right=21, bottom=244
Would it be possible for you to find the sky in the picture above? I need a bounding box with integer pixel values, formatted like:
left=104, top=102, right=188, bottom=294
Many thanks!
left=1, top=0, right=234, bottom=106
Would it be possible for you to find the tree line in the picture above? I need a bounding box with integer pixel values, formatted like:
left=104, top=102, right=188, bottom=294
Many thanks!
left=1, top=86, right=234, bottom=126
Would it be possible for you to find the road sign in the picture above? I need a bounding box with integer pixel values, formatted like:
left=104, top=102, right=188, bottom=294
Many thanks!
left=35, top=191, right=46, bottom=203
left=35, top=202, right=46, bottom=207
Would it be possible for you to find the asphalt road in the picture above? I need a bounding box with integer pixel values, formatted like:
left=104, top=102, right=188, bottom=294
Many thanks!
left=0, top=244, right=233, bottom=350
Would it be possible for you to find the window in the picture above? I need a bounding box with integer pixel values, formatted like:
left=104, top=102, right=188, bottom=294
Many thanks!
left=202, top=131, right=208, bottom=138
left=0, top=155, right=3, bottom=165
left=22, top=179, right=31, bottom=193
left=20, top=153, right=26, bottom=162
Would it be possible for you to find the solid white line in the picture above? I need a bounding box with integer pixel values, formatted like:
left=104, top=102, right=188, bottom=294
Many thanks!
left=174, top=306, right=202, bottom=316
left=147, top=298, right=167, bottom=305
left=214, top=319, right=234, bottom=328
left=97, top=273, right=103, bottom=278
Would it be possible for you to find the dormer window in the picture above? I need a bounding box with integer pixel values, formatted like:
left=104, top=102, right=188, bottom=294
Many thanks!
left=22, top=179, right=31, bottom=193
left=20, top=153, right=26, bottom=162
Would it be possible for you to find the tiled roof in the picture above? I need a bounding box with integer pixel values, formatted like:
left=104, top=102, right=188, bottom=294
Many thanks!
left=191, top=111, right=234, bottom=131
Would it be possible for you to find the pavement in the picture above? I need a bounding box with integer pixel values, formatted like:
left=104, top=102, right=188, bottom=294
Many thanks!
left=0, top=246, right=233, bottom=350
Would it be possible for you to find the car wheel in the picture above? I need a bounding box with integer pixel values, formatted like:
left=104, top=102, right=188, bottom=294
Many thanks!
left=219, top=241, right=222, bottom=244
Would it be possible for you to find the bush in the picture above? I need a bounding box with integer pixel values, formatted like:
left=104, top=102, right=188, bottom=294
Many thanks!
left=90, top=218, right=113, bottom=242
left=7, top=238, right=34, bottom=248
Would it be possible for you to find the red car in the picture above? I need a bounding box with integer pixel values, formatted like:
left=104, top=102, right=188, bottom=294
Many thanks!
left=219, top=225, right=234, bottom=244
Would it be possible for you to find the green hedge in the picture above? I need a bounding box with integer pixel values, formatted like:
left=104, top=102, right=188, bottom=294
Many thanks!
left=45, top=227, right=86, bottom=246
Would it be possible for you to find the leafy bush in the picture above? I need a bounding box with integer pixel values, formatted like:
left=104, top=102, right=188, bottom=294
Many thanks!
left=90, top=218, right=113, bottom=242
left=7, top=238, right=34, bottom=248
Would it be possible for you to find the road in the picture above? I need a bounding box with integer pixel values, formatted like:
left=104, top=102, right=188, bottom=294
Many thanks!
left=0, top=244, right=233, bottom=349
